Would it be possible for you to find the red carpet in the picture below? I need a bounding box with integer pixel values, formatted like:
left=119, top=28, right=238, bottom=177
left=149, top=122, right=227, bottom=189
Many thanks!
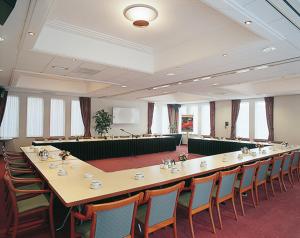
left=88, top=145, right=201, bottom=172
left=1, top=146, right=300, bottom=238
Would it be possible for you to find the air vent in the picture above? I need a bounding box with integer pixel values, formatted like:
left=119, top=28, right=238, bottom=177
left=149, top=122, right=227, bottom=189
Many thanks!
left=72, top=67, right=102, bottom=76
left=266, top=0, right=300, bottom=30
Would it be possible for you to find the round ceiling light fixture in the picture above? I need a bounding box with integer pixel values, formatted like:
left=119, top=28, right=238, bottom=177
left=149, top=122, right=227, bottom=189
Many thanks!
left=123, top=4, right=158, bottom=27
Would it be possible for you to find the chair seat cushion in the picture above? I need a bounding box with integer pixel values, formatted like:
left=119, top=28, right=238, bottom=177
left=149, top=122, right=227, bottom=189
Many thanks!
left=178, top=192, right=191, bottom=208
left=17, top=194, right=49, bottom=213
left=76, top=221, right=91, bottom=238
left=136, top=204, right=147, bottom=224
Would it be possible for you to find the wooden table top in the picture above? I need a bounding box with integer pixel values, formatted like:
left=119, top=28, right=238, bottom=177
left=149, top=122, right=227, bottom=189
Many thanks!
left=21, top=143, right=299, bottom=207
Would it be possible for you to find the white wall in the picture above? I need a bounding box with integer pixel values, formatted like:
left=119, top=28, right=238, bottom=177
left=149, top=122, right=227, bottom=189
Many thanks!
left=5, top=92, right=147, bottom=151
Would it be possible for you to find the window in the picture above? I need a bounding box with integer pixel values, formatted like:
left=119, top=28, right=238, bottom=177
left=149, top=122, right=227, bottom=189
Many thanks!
left=161, top=105, right=169, bottom=134
left=151, top=104, right=170, bottom=134
left=255, top=101, right=268, bottom=139
left=71, top=100, right=84, bottom=136
left=50, top=99, right=65, bottom=136
left=200, top=103, right=210, bottom=135
left=0, top=95, right=19, bottom=137
left=236, top=101, right=249, bottom=138
left=27, top=97, right=44, bottom=137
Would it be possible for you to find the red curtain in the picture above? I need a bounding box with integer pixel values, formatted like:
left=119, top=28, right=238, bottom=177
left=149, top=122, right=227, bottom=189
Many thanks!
left=79, top=97, right=91, bottom=137
left=230, top=99, right=241, bottom=139
left=210, top=101, right=215, bottom=137
left=265, top=97, right=274, bottom=141
left=167, top=104, right=181, bottom=133
left=0, top=90, right=8, bottom=127
left=147, top=102, right=154, bottom=134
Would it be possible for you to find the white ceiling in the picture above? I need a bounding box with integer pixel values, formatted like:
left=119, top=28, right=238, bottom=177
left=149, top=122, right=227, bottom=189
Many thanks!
left=0, top=0, right=300, bottom=103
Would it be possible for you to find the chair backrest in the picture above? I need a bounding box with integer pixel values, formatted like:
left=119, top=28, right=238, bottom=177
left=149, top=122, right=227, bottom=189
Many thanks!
left=239, top=162, right=259, bottom=190
left=271, top=156, right=283, bottom=176
left=217, top=167, right=240, bottom=200
left=3, top=173, right=19, bottom=217
left=190, top=173, right=218, bottom=211
left=256, top=159, right=271, bottom=183
left=86, top=193, right=143, bottom=238
left=144, top=181, right=184, bottom=228
left=282, top=154, right=292, bottom=172
left=292, top=151, right=300, bottom=168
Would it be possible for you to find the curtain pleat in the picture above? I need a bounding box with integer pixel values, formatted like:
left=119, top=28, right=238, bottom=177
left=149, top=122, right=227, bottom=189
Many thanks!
left=79, top=97, right=91, bottom=137
left=0, top=90, right=8, bottom=127
left=147, top=102, right=154, bottom=134
left=265, top=97, right=274, bottom=141
left=230, top=99, right=241, bottom=139
left=210, top=101, right=215, bottom=137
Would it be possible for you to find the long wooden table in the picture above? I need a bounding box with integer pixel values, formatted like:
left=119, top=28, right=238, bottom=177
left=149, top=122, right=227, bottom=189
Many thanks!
left=32, top=136, right=176, bottom=161
left=21, top=143, right=299, bottom=208
left=188, top=137, right=269, bottom=155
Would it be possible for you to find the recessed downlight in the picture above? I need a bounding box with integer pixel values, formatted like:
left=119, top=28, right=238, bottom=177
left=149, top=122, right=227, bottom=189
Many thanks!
left=0, top=69, right=3, bottom=72
left=28, top=32, right=35, bottom=36
left=236, top=68, right=250, bottom=74
left=201, top=76, right=211, bottom=80
left=244, top=20, right=252, bottom=25
left=167, top=73, right=175, bottom=76
left=262, top=46, right=276, bottom=53
left=52, top=65, right=69, bottom=70
left=121, top=85, right=127, bottom=88
left=193, top=79, right=200, bottom=82
left=222, top=53, right=228, bottom=57
left=0, top=36, right=4, bottom=42
left=177, top=82, right=183, bottom=85
left=212, top=83, right=219, bottom=86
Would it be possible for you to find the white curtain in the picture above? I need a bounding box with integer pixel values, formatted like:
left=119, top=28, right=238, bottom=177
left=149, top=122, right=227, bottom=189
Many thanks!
left=27, top=97, right=44, bottom=137
left=236, top=101, right=250, bottom=138
left=50, top=99, right=65, bottom=136
left=151, top=104, right=170, bottom=134
left=71, top=100, right=84, bottom=136
left=0, top=95, right=19, bottom=137
left=200, top=103, right=210, bottom=135
left=255, top=101, right=268, bottom=139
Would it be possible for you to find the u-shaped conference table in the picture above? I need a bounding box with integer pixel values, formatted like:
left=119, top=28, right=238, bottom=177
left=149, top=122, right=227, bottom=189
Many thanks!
left=21, top=140, right=299, bottom=208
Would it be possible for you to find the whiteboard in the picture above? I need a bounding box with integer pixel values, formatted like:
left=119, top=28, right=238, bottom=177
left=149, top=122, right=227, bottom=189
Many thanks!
left=113, top=107, right=140, bottom=124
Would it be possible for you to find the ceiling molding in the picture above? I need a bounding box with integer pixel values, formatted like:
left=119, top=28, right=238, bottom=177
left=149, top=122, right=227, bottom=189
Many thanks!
left=46, top=20, right=153, bottom=54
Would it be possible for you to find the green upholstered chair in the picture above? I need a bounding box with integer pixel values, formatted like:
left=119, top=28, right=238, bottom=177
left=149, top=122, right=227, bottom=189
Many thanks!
left=213, top=167, right=240, bottom=229
left=290, top=151, right=300, bottom=183
left=268, top=156, right=284, bottom=196
left=254, top=159, right=271, bottom=205
left=3, top=173, right=55, bottom=238
left=281, top=153, right=293, bottom=191
left=235, top=162, right=258, bottom=215
left=178, top=173, right=218, bottom=238
left=136, top=181, right=185, bottom=238
left=71, top=193, right=143, bottom=238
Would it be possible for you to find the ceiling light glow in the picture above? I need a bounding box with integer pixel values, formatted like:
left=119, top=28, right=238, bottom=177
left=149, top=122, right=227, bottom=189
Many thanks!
left=153, top=84, right=170, bottom=90
left=201, top=76, right=212, bottom=80
left=0, top=36, right=4, bottom=42
left=254, top=65, right=269, bottom=70
left=121, top=85, right=127, bottom=88
left=167, top=73, right=175, bottom=76
left=244, top=20, right=252, bottom=25
left=193, top=79, right=200, bottom=82
left=124, top=4, right=158, bottom=27
left=28, top=32, right=35, bottom=36
left=262, top=46, right=276, bottom=53
left=236, top=68, right=250, bottom=74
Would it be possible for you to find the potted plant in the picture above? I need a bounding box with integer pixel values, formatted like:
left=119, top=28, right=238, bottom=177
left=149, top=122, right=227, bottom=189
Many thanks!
left=93, top=109, right=113, bottom=137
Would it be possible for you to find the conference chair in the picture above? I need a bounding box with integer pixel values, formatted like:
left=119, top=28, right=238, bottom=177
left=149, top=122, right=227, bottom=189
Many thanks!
left=178, top=173, right=218, bottom=238
left=136, top=182, right=185, bottom=238
left=235, top=162, right=258, bottom=215
left=213, top=167, right=240, bottom=229
left=268, top=156, right=284, bottom=196
left=254, top=159, right=271, bottom=205
left=281, top=153, right=293, bottom=191
left=290, top=151, right=300, bottom=183
left=70, top=193, right=143, bottom=238
left=3, top=173, right=55, bottom=238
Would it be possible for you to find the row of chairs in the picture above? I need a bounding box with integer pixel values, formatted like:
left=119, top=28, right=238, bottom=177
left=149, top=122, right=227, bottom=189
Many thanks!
left=70, top=151, right=300, bottom=238
left=2, top=146, right=55, bottom=238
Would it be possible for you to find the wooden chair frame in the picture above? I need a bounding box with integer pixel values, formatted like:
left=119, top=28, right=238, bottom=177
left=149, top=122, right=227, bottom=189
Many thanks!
left=269, top=156, right=284, bottom=196
left=141, top=181, right=185, bottom=238
left=3, top=173, right=55, bottom=238
left=290, top=151, right=300, bottom=183
left=281, top=153, right=293, bottom=191
left=254, top=159, right=271, bottom=205
left=235, top=162, right=258, bottom=216
left=182, top=173, right=218, bottom=238
left=215, top=166, right=240, bottom=229
left=70, top=193, right=143, bottom=238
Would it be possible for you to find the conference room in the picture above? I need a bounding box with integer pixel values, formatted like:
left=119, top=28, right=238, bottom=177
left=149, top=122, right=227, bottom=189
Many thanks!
left=1, top=0, right=300, bottom=238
